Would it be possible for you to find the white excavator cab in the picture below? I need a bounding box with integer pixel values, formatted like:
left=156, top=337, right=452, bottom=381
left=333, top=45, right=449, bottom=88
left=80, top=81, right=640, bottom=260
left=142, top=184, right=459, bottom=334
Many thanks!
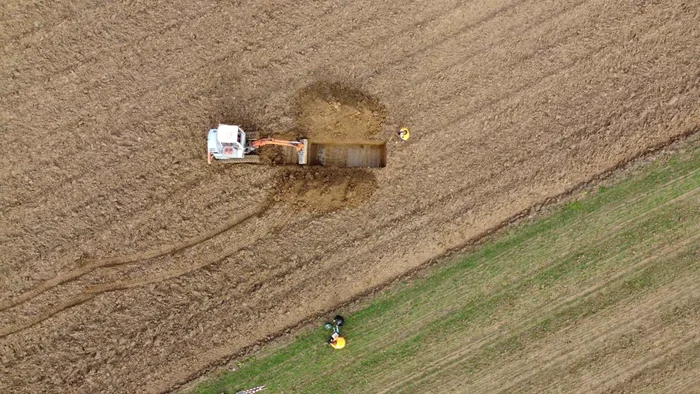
left=208, top=124, right=246, bottom=159
left=207, top=123, right=307, bottom=164
left=207, top=124, right=262, bottom=164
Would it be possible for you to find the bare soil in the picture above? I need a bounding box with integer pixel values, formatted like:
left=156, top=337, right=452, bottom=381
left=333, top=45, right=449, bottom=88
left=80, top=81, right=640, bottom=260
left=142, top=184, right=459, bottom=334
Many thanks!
left=295, top=81, right=388, bottom=140
left=1, top=0, right=699, bottom=393
left=272, top=167, right=378, bottom=212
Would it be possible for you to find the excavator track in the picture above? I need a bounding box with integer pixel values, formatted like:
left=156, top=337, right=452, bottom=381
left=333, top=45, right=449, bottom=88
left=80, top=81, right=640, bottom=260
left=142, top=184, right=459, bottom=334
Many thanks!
left=223, top=155, right=261, bottom=164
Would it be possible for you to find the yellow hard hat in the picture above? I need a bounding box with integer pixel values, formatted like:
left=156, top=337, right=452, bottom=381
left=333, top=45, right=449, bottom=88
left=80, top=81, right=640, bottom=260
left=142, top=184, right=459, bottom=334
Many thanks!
left=398, top=127, right=411, bottom=141
left=330, top=336, right=346, bottom=349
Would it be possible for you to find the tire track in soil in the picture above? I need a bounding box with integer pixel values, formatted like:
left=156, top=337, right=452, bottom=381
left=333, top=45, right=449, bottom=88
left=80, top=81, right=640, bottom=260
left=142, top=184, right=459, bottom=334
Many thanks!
left=4, top=84, right=389, bottom=287
left=3, top=172, right=212, bottom=260
left=0, top=203, right=299, bottom=339
left=0, top=232, right=260, bottom=338
left=0, top=167, right=375, bottom=337
left=83, top=213, right=295, bottom=294
left=0, top=203, right=271, bottom=314
left=0, top=293, right=96, bottom=339
left=80, top=169, right=378, bottom=295
left=2, top=87, right=392, bottom=292
left=1, top=167, right=247, bottom=284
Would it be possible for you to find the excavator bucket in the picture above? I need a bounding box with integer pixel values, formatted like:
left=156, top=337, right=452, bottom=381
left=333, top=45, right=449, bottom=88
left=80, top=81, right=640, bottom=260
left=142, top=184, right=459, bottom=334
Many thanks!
left=298, top=139, right=309, bottom=165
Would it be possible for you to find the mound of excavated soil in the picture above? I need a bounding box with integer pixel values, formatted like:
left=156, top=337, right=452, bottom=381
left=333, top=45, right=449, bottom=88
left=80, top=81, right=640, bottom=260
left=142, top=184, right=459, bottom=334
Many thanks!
left=270, top=168, right=378, bottom=212
left=294, top=81, right=388, bottom=140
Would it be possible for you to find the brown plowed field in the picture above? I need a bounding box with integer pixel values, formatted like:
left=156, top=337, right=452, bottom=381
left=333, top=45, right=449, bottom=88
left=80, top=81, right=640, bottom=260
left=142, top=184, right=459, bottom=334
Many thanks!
left=1, top=0, right=698, bottom=393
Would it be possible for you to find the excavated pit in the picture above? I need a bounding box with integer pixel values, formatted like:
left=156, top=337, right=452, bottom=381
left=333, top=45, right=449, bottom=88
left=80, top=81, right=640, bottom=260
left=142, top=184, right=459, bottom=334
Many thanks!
left=281, top=139, right=387, bottom=167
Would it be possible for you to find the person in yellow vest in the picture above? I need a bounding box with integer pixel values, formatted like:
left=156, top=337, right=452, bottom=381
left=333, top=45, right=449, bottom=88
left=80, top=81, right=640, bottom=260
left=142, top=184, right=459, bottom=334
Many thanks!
left=398, top=127, right=411, bottom=142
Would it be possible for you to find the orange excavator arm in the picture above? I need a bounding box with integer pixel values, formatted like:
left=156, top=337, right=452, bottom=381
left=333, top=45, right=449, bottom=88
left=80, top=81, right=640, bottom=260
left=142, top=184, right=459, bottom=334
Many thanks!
left=251, top=138, right=306, bottom=152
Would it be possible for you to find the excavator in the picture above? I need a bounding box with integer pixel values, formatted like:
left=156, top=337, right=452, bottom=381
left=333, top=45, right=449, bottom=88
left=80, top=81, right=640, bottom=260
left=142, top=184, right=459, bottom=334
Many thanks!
left=207, top=124, right=308, bottom=165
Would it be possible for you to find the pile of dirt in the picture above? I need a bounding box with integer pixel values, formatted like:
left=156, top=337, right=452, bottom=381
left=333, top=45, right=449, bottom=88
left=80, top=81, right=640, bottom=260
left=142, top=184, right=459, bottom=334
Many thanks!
left=270, top=167, right=378, bottom=212
left=294, top=81, right=388, bottom=140
left=258, top=147, right=287, bottom=166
